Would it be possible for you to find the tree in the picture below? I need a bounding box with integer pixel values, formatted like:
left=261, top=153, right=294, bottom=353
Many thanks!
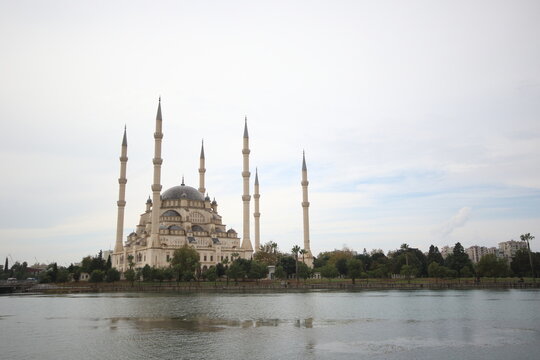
left=511, top=249, right=540, bottom=277
left=254, top=241, right=280, bottom=265
left=445, top=242, right=473, bottom=277
left=428, top=262, right=449, bottom=279
left=427, top=245, right=444, bottom=266
left=347, top=258, right=363, bottom=284
left=216, top=263, right=226, bottom=278
left=127, top=255, right=135, bottom=270
left=299, top=249, right=308, bottom=264
left=248, top=260, right=268, bottom=282
left=274, top=266, right=286, bottom=280
left=105, top=255, right=112, bottom=270
left=124, top=269, right=136, bottom=286
left=277, top=256, right=296, bottom=277
left=226, top=262, right=246, bottom=284
left=142, top=265, right=153, bottom=281
left=520, top=233, right=536, bottom=279
left=72, top=268, right=81, bottom=282
left=106, top=268, right=121, bottom=282
left=297, top=262, right=311, bottom=282
left=400, top=264, right=418, bottom=284
left=56, top=268, right=70, bottom=283
left=170, top=245, right=200, bottom=283
left=204, top=266, right=218, bottom=283
left=320, top=264, right=338, bottom=281
left=476, top=254, right=508, bottom=278
left=292, top=245, right=301, bottom=283
left=4, top=257, right=8, bottom=273
left=89, top=270, right=104, bottom=283
left=335, top=258, right=348, bottom=277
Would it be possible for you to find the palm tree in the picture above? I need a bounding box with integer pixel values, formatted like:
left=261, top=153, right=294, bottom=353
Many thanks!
left=292, top=245, right=301, bottom=284
left=520, top=233, right=536, bottom=280
left=299, top=249, right=308, bottom=264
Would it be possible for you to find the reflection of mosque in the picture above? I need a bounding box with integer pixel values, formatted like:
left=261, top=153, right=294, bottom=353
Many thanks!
left=112, top=99, right=313, bottom=272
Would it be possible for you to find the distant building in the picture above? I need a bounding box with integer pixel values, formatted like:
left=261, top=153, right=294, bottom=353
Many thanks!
left=466, top=246, right=497, bottom=263
left=440, top=246, right=454, bottom=259
left=498, top=240, right=527, bottom=261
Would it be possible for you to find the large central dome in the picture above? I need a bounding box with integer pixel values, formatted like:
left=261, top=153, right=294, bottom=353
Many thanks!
left=162, top=184, right=205, bottom=201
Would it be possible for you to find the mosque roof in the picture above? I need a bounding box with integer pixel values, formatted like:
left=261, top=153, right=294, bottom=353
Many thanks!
left=162, top=184, right=205, bottom=201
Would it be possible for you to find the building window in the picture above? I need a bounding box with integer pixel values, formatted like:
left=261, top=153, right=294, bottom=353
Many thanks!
left=210, top=255, right=213, bottom=262
left=166, top=254, right=170, bottom=262
left=204, top=255, right=207, bottom=261
left=191, top=211, right=204, bottom=223
left=221, top=256, right=223, bottom=261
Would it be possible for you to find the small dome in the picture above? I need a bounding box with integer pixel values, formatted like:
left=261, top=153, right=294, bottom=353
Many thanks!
left=227, top=228, right=237, bottom=234
left=162, top=184, right=205, bottom=202
left=159, top=225, right=168, bottom=229
left=169, top=225, right=183, bottom=230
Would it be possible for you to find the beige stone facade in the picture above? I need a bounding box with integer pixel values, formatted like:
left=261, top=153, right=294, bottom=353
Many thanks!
left=112, top=99, right=253, bottom=272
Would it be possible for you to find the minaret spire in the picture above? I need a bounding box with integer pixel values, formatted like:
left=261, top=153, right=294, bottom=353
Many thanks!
left=114, top=126, right=128, bottom=259
left=253, top=167, right=261, bottom=252
left=241, top=117, right=253, bottom=254
left=198, top=139, right=206, bottom=194
left=149, top=98, right=164, bottom=254
left=301, top=151, right=313, bottom=267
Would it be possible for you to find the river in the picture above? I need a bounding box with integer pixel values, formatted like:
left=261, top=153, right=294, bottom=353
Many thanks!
left=1, top=289, right=539, bottom=359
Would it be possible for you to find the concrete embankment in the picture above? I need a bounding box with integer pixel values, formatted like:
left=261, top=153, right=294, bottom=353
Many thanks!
left=7, top=280, right=539, bottom=295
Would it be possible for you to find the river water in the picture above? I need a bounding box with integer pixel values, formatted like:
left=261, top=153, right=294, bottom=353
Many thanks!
left=1, top=289, right=539, bottom=359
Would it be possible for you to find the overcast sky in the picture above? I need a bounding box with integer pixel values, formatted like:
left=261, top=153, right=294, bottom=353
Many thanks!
left=1, top=0, right=539, bottom=265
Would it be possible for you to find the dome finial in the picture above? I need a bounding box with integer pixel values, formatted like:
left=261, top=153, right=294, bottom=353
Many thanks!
left=181, top=175, right=185, bottom=186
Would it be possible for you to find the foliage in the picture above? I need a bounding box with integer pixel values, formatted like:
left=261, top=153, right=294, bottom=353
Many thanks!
left=124, top=269, right=136, bottom=285
left=170, top=245, right=200, bottom=282
left=445, top=242, right=473, bottom=277
left=297, top=262, right=311, bottom=281
left=89, top=270, right=105, bottom=283
left=400, top=264, right=418, bottom=283
left=476, top=254, right=509, bottom=278
left=215, top=263, right=226, bottom=277
left=254, top=241, right=280, bottom=265
left=427, top=245, right=444, bottom=266
left=428, top=262, right=451, bottom=278
left=248, top=260, right=268, bottom=281
left=274, top=266, right=286, bottom=280
left=347, top=258, right=363, bottom=284
left=56, top=268, right=70, bottom=283
left=142, top=265, right=152, bottom=281
left=226, top=262, right=246, bottom=283
left=511, top=249, right=540, bottom=277
left=277, top=256, right=296, bottom=276
left=106, top=268, right=121, bottom=282
left=319, top=264, right=339, bottom=279
left=204, top=266, right=218, bottom=282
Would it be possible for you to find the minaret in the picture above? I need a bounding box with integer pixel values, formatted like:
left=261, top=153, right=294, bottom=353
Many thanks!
left=114, top=126, right=128, bottom=254
left=301, top=151, right=313, bottom=267
left=241, top=117, right=253, bottom=253
left=253, top=168, right=261, bottom=252
left=149, top=98, right=163, bottom=250
left=198, top=140, right=206, bottom=194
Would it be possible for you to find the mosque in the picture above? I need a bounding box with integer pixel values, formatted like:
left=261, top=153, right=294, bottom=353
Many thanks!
left=112, top=99, right=313, bottom=272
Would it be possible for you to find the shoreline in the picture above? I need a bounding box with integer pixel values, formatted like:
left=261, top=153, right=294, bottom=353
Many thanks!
left=3, top=279, right=539, bottom=295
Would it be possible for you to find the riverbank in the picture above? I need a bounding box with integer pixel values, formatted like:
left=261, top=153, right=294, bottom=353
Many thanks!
left=4, top=278, right=539, bottom=294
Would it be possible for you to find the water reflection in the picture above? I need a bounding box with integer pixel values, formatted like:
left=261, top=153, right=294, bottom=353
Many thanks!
left=1, top=290, right=540, bottom=360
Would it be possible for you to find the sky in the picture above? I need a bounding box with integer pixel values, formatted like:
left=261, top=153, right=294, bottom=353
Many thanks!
left=1, top=0, right=539, bottom=265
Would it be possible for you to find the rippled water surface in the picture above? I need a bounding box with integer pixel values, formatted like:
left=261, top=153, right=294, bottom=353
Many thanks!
left=1, top=290, right=539, bottom=359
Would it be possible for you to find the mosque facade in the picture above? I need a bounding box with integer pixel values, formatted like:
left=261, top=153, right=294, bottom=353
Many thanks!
left=112, top=99, right=313, bottom=272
